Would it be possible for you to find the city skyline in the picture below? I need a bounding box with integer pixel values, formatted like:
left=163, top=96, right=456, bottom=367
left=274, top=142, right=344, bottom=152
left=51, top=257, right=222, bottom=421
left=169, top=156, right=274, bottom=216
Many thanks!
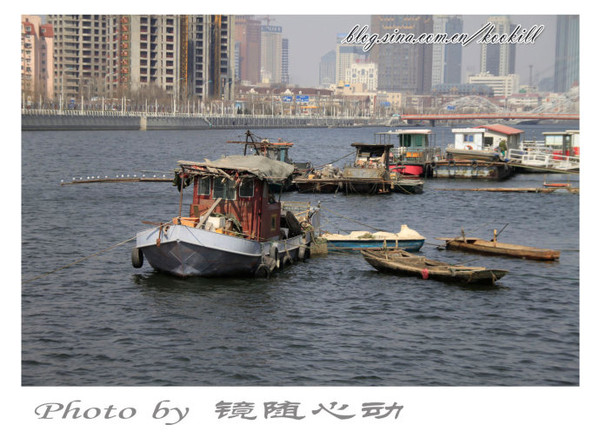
left=275, top=15, right=559, bottom=88
left=21, top=13, right=576, bottom=109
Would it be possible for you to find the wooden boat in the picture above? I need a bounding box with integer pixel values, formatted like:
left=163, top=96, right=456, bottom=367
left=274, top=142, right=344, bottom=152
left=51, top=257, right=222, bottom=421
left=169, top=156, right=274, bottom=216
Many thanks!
left=374, top=129, right=442, bottom=177
left=133, top=155, right=319, bottom=278
left=294, top=143, right=395, bottom=194
left=227, top=130, right=311, bottom=191
left=436, top=234, right=560, bottom=261
left=390, top=173, right=424, bottom=194
left=361, top=248, right=508, bottom=285
left=322, top=224, right=425, bottom=252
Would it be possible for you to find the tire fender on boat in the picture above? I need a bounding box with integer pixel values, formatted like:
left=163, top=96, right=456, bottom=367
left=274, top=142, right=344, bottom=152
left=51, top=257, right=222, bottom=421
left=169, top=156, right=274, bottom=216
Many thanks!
left=282, top=254, right=293, bottom=267
left=269, top=245, right=279, bottom=269
left=131, top=247, right=144, bottom=268
left=298, top=244, right=307, bottom=261
left=298, top=237, right=310, bottom=261
left=255, top=264, right=271, bottom=278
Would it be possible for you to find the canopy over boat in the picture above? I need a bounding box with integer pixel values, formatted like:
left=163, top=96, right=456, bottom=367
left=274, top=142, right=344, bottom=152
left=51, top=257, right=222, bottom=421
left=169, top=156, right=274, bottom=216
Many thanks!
left=178, top=155, right=295, bottom=182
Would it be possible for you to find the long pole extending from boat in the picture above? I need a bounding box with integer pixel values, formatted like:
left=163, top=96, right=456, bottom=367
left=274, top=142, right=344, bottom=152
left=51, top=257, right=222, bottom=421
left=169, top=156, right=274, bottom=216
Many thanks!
left=60, top=176, right=172, bottom=185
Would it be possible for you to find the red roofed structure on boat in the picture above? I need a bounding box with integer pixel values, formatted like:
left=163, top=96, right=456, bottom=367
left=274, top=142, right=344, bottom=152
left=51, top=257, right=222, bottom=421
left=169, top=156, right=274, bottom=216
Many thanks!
left=475, top=124, right=524, bottom=136
left=474, top=124, right=524, bottom=149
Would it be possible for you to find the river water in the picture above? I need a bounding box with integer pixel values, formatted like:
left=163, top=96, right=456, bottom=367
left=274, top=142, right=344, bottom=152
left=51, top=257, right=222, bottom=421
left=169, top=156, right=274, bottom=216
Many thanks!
left=21, top=124, right=580, bottom=386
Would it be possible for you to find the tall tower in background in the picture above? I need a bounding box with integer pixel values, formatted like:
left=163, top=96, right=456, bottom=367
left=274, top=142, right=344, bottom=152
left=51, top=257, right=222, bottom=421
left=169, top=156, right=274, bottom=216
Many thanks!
left=260, top=24, right=283, bottom=84
left=45, top=14, right=234, bottom=103
left=281, top=38, right=290, bottom=85
left=335, top=33, right=367, bottom=84
left=371, top=15, right=433, bottom=94
left=47, top=15, right=107, bottom=101
left=554, top=15, right=579, bottom=92
left=319, top=50, right=336, bottom=88
left=234, top=16, right=261, bottom=85
left=105, top=15, right=182, bottom=98
left=431, top=15, right=462, bottom=86
left=21, top=15, right=54, bottom=102
left=480, top=16, right=516, bottom=76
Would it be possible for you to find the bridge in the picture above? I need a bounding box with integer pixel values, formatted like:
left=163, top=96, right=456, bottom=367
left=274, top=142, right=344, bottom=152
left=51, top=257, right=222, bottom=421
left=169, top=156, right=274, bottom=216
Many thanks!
left=399, top=113, right=579, bottom=125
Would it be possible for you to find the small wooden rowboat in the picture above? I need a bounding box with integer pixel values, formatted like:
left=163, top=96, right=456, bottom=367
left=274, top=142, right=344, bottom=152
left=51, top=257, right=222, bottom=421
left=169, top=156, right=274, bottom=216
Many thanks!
left=436, top=236, right=560, bottom=261
left=361, top=248, right=508, bottom=285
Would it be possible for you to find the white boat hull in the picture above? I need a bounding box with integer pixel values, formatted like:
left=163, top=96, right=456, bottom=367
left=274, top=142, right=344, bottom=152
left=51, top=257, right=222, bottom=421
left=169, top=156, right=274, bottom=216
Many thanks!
left=135, top=224, right=307, bottom=277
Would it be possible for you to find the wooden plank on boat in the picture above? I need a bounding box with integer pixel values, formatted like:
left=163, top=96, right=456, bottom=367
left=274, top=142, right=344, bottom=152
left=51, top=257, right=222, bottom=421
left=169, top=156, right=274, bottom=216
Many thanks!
left=195, top=198, right=223, bottom=229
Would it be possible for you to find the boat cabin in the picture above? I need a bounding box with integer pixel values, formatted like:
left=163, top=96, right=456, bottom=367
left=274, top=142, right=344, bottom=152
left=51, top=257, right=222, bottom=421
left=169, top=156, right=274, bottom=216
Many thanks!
left=543, top=130, right=580, bottom=156
left=252, top=139, right=293, bottom=163
left=375, top=128, right=433, bottom=148
left=374, top=128, right=440, bottom=165
left=473, top=124, right=524, bottom=150
left=451, top=128, right=486, bottom=150
left=175, top=156, right=295, bottom=241
left=228, top=130, right=295, bottom=164
left=350, top=143, right=393, bottom=169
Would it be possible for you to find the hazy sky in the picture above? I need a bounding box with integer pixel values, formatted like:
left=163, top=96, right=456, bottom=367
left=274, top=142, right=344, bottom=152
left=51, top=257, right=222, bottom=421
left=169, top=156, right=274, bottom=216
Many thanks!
left=273, top=15, right=558, bottom=88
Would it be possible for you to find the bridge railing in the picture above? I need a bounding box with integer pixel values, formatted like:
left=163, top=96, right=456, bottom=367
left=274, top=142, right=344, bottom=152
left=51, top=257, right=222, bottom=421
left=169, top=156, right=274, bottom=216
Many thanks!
left=21, top=108, right=377, bottom=122
left=400, top=112, right=579, bottom=121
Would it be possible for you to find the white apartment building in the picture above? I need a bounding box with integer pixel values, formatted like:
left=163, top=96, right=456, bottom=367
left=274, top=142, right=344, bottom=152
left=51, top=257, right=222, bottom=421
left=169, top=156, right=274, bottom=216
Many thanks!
left=344, top=62, right=378, bottom=91
left=468, top=72, right=520, bottom=97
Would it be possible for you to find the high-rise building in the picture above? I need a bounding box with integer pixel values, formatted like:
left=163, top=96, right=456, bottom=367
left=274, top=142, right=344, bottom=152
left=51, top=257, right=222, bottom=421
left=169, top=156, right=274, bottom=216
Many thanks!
left=431, top=15, right=462, bottom=86
left=189, top=15, right=235, bottom=100
left=234, top=16, right=261, bottom=85
left=105, top=15, right=182, bottom=98
left=282, top=38, right=289, bottom=85
left=319, top=50, right=336, bottom=88
left=47, top=14, right=108, bottom=101
left=261, top=25, right=283, bottom=84
left=47, top=14, right=234, bottom=102
left=370, top=15, right=433, bottom=94
left=335, top=33, right=367, bottom=84
left=480, top=16, right=516, bottom=76
left=21, top=15, right=54, bottom=102
left=554, top=15, right=579, bottom=92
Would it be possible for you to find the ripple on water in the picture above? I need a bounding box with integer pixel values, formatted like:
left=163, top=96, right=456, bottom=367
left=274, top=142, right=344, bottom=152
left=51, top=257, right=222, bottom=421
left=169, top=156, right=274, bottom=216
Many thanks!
left=21, top=127, right=580, bottom=386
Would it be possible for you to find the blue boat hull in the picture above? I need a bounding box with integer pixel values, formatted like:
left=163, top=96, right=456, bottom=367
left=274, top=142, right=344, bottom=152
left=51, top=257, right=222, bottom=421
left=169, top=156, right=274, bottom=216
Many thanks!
left=326, top=239, right=424, bottom=252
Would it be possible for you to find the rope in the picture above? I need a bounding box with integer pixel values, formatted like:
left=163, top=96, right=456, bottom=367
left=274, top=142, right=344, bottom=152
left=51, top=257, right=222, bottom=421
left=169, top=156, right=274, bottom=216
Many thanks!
left=22, top=235, right=138, bottom=284
left=320, top=205, right=383, bottom=232
left=313, top=151, right=355, bottom=169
